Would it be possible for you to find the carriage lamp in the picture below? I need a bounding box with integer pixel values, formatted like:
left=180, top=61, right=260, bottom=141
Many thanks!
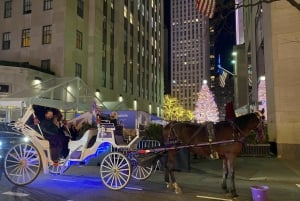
left=23, top=137, right=30, bottom=142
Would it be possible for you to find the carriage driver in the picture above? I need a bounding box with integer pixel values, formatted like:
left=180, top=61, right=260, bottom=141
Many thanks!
left=39, top=109, right=65, bottom=164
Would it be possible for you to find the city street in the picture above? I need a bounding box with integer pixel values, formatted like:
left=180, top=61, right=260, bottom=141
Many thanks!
left=0, top=157, right=299, bottom=201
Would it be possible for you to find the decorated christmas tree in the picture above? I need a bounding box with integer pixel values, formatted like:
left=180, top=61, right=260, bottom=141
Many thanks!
left=194, top=80, right=219, bottom=123
left=258, top=77, right=267, bottom=120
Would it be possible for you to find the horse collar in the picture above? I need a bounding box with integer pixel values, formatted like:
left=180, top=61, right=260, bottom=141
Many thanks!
left=229, top=121, right=243, bottom=140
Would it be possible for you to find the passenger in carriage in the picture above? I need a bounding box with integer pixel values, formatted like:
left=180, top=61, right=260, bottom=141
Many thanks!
left=109, top=111, right=118, bottom=126
left=39, top=109, right=64, bottom=163
left=53, top=112, right=71, bottom=159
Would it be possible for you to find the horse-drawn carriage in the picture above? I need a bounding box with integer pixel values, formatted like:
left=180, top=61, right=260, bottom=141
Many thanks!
left=2, top=104, right=156, bottom=190
left=2, top=102, right=265, bottom=198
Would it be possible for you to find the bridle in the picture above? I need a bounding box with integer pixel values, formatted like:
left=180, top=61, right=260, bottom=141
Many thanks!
left=254, top=111, right=265, bottom=141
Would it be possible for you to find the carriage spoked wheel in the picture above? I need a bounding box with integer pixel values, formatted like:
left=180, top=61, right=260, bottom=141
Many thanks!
left=4, top=143, right=41, bottom=185
left=131, top=164, right=153, bottom=181
left=127, top=154, right=153, bottom=181
left=99, top=152, right=131, bottom=190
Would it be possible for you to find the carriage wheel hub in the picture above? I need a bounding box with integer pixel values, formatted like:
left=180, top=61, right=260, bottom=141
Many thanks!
left=20, top=159, right=27, bottom=167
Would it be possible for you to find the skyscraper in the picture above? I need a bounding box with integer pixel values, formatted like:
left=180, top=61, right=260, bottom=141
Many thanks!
left=170, top=0, right=210, bottom=110
left=0, top=0, right=164, bottom=114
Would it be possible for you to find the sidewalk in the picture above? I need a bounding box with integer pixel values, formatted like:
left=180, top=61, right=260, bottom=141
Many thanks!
left=190, top=156, right=300, bottom=183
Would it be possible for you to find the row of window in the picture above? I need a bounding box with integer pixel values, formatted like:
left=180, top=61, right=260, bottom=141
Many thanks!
left=4, top=0, right=52, bottom=18
left=1, top=27, right=83, bottom=50
left=3, top=0, right=83, bottom=18
left=40, top=59, right=82, bottom=78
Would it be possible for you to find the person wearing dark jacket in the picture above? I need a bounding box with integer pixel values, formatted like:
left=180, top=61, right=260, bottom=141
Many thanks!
left=39, top=109, right=64, bottom=163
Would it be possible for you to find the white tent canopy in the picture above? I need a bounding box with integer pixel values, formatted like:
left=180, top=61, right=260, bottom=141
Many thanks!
left=0, top=77, right=104, bottom=111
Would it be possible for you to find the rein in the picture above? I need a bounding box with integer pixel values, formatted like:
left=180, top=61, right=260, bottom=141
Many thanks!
left=138, top=139, right=242, bottom=154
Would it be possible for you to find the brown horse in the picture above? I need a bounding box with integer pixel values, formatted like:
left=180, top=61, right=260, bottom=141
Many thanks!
left=162, top=109, right=265, bottom=197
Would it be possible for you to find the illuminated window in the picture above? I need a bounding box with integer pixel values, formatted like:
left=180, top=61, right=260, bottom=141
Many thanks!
left=21, top=29, right=30, bottom=47
left=124, top=6, right=127, bottom=18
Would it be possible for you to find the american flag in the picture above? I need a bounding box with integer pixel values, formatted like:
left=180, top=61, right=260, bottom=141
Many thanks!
left=219, top=70, right=228, bottom=88
left=195, top=0, right=216, bottom=19
left=217, top=55, right=228, bottom=88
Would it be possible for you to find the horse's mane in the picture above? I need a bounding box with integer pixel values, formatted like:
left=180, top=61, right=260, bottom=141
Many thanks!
left=233, top=113, right=257, bottom=130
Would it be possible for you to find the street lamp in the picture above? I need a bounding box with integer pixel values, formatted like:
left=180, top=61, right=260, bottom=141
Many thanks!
left=118, top=94, right=123, bottom=102
left=133, top=99, right=137, bottom=110
left=148, top=103, right=152, bottom=114
left=95, top=89, right=100, bottom=96
left=33, top=76, right=42, bottom=85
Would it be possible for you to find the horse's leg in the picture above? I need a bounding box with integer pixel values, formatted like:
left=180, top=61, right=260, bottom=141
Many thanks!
left=166, top=150, right=182, bottom=194
left=164, top=154, right=170, bottom=186
left=227, top=156, right=238, bottom=197
left=221, top=158, right=229, bottom=193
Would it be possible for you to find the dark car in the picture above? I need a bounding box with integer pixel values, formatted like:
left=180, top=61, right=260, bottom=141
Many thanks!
left=0, top=122, right=25, bottom=178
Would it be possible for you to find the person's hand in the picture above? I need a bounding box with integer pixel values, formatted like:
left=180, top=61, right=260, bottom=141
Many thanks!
left=34, top=117, right=40, bottom=125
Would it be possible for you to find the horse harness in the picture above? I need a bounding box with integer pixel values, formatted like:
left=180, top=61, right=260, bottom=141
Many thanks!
left=168, top=122, right=219, bottom=159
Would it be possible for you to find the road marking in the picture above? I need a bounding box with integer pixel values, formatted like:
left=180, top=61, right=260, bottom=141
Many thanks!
left=196, top=195, right=232, bottom=201
left=2, top=191, right=29, bottom=197
left=125, top=186, right=143, bottom=191
left=296, top=184, right=300, bottom=188
left=249, top=177, right=267, bottom=181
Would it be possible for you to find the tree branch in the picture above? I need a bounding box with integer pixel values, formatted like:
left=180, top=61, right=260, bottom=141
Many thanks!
left=286, top=0, right=300, bottom=11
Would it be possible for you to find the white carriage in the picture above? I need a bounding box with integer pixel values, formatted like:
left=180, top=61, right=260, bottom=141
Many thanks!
left=2, top=104, right=156, bottom=190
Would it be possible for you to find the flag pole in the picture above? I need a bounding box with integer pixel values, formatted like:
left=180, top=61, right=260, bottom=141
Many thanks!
left=218, top=66, right=237, bottom=77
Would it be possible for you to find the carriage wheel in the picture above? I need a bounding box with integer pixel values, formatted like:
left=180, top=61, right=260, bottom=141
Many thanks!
left=4, top=143, right=41, bottom=185
left=99, top=152, right=131, bottom=190
left=131, top=165, right=153, bottom=181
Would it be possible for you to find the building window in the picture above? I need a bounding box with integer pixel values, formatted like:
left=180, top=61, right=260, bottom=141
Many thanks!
left=41, top=59, right=50, bottom=71
left=43, top=0, right=52, bottom=10
left=2, top=32, right=10, bottom=50
left=23, top=0, right=31, bottom=14
left=4, top=0, right=12, bottom=18
left=42, top=25, right=52, bottom=44
left=75, top=63, right=82, bottom=78
left=21, top=29, right=30, bottom=47
left=77, top=0, right=84, bottom=18
left=76, top=30, right=83, bottom=49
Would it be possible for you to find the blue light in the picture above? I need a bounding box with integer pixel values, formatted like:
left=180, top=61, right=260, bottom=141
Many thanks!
left=96, top=142, right=112, bottom=155
left=81, top=142, right=112, bottom=164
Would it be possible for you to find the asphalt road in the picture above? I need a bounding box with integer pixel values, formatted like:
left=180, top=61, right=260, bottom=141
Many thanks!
left=0, top=159, right=300, bottom=201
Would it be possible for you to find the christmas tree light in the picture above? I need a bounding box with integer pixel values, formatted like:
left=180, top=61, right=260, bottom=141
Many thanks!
left=258, top=76, right=267, bottom=120
left=194, top=80, right=219, bottom=123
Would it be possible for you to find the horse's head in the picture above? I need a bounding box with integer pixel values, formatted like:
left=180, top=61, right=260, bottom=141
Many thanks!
left=253, top=109, right=266, bottom=142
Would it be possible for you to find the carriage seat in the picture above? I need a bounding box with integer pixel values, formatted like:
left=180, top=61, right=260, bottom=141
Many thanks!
left=75, top=128, right=98, bottom=149
left=101, top=123, right=126, bottom=145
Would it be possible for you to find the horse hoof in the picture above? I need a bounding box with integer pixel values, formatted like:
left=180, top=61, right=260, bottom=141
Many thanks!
left=175, top=188, right=182, bottom=194
left=221, top=185, right=228, bottom=193
left=231, top=191, right=239, bottom=198
left=166, top=182, right=173, bottom=189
